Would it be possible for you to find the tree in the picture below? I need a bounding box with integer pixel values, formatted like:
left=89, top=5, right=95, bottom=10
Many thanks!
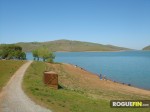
left=38, top=47, right=49, bottom=62
left=47, top=52, right=55, bottom=63
left=0, top=50, right=2, bottom=59
left=15, top=51, right=26, bottom=60
left=32, top=49, right=39, bottom=61
left=32, top=47, right=55, bottom=63
left=20, top=52, right=26, bottom=60
left=0, top=44, right=26, bottom=60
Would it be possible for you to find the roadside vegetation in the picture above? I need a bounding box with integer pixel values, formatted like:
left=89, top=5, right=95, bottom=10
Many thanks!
left=0, top=60, right=25, bottom=91
left=23, top=61, right=149, bottom=112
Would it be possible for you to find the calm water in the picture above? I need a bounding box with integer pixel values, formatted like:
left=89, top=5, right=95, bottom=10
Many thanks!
left=26, top=51, right=150, bottom=90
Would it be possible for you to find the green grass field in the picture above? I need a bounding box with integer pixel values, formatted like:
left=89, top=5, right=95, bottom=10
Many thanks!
left=0, top=60, right=25, bottom=91
left=23, top=61, right=150, bottom=112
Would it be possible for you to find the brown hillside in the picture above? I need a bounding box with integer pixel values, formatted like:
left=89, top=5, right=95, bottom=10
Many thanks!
left=46, top=63, right=150, bottom=100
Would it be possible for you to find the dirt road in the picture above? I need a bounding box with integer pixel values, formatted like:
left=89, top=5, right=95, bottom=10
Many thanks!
left=0, top=61, right=51, bottom=112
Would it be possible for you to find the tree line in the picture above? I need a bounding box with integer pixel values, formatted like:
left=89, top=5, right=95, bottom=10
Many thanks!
left=0, top=44, right=55, bottom=63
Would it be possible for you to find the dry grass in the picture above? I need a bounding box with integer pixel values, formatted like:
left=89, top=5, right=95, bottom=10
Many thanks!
left=23, top=61, right=150, bottom=112
left=47, top=63, right=150, bottom=100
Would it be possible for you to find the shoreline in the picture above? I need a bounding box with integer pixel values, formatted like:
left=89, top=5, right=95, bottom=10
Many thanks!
left=25, top=50, right=150, bottom=53
left=62, top=63, right=150, bottom=97
left=68, top=63, right=150, bottom=91
left=54, top=50, right=134, bottom=53
left=25, top=51, right=150, bottom=91
left=54, top=50, right=150, bottom=53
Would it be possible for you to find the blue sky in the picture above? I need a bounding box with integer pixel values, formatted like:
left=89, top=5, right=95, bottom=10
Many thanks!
left=0, top=0, right=150, bottom=49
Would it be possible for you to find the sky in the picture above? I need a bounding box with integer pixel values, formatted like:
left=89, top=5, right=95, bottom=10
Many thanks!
left=0, top=0, right=150, bottom=49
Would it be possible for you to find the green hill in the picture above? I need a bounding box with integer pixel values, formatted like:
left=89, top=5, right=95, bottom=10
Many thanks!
left=15, top=39, right=130, bottom=52
left=143, top=45, right=150, bottom=50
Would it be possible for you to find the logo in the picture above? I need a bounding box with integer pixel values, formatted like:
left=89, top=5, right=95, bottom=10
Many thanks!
left=110, top=100, right=150, bottom=108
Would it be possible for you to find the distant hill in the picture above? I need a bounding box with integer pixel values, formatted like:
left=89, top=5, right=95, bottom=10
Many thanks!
left=143, top=45, right=150, bottom=50
left=3, top=39, right=131, bottom=52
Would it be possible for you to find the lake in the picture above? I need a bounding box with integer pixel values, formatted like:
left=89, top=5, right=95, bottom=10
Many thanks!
left=26, top=51, right=150, bottom=90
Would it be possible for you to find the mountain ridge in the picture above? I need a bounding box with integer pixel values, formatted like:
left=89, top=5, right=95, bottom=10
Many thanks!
left=143, top=45, right=150, bottom=50
left=2, top=39, right=131, bottom=52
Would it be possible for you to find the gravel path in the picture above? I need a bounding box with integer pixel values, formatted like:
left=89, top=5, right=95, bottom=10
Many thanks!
left=0, top=61, right=52, bottom=112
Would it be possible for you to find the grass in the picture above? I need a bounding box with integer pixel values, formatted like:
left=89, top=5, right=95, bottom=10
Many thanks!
left=23, top=61, right=150, bottom=112
left=0, top=60, right=25, bottom=91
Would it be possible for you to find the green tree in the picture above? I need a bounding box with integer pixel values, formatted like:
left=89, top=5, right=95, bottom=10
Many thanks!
left=32, top=49, right=39, bottom=61
left=15, top=51, right=26, bottom=60
left=0, top=44, right=26, bottom=60
left=32, top=47, right=55, bottom=63
left=38, top=47, right=49, bottom=62
left=0, top=50, right=2, bottom=59
left=20, top=52, right=26, bottom=60
left=47, top=52, right=55, bottom=63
